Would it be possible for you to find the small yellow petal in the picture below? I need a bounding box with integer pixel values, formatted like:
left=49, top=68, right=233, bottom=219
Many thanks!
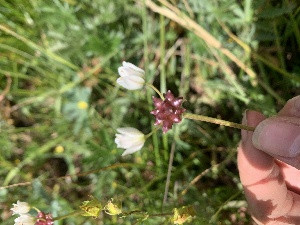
left=77, top=101, right=88, bottom=109
left=55, top=145, right=64, bottom=153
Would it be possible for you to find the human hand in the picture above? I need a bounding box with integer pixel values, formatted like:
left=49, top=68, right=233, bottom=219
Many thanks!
left=238, top=96, right=300, bottom=225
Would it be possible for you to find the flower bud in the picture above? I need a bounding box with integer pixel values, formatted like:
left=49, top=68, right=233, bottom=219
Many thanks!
left=117, top=61, right=145, bottom=90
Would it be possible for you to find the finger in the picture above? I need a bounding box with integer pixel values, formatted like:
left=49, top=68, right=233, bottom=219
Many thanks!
left=278, top=95, right=300, bottom=117
left=252, top=116, right=300, bottom=168
left=238, top=110, right=295, bottom=221
left=238, top=110, right=273, bottom=186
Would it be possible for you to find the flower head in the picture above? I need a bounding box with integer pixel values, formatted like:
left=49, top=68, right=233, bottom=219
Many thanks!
left=104, top=198, right=122, bottom=215
left=14, top=214, right=35, bottom=225
left=77, top=101, right=88, bottom=109
left=117, top=61, right=145, bottom=90
left=115, top=127, right=145, bottom=156
left=151, top=90, right=186, bottom=133
left=80, top=196, right=102, bottom=218
left=35, top=212, right=54, bottom=225
left=173, top=206, right=196, bottom=224
left=11, top=201, right=31, bottom=215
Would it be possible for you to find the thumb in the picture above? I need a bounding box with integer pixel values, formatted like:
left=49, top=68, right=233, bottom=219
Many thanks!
left=252, top=116, right=300, bottom=167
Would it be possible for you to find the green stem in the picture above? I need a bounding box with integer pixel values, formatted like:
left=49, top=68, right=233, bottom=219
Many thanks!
left=122, top=210, right=172, bottom=217
left=143, top=0, right=162, bottom=174
left=183, top=113, right=255, bottom=131
left=146, top=83, right=165, bottom=100
left=159, top=14, right=169, bottom=162
left=145, top=125, right=161, bottom=139
left=147, top=212, right=173, bottom=217
left=32, top=206, right=40, bottom=213
left=253, top=52, right=300, bottom=82
left=53, top=210, right=84, bottom=221
left=159, top=14, right=167, bottom=93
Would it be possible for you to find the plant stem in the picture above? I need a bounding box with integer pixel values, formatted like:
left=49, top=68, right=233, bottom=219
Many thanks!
left=123, top=210, right=172, bottom=217
left=159, top=13, right=169, bottom=162
left=183, top=113, right=255, bottom=131
left=142, top=1, right=162, bottom=174
left=145, top=125, right=161, bottom=139
left=53, top=210, right=84, bottom=221
left=146, top=83, right=165, bottom=100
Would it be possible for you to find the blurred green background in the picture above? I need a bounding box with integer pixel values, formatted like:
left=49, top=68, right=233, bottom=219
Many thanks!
left=0, top=0, right=299, bottom=224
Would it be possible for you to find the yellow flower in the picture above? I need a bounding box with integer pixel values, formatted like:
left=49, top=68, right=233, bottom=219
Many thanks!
left=54, top=145, right=64, bottom=153
left=104, top=198, right=122, bottom=215
left=173, top=206, right=196, bottom=224
left=77, top=101, right=88, bottom=109
left=80, top=196, right=102, bottom=218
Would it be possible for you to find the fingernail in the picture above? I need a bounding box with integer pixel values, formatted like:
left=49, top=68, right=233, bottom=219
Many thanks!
left=241, top=110, right=249, bottom=143
left=252, top=117, right=300, bottom=157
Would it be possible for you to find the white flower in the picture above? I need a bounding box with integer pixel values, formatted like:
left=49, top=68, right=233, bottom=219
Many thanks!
left=14, top=214, right=35, bottom=225
left=11, top=201, right=31, bottom=215
left=115, top=127, right=145, bottom=156
left=117, top=61, right=145, bottom=90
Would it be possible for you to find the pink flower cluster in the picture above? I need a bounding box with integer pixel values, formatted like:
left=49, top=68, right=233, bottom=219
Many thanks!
left=35, top=212, right=53, bottom=225
left=151, top=90, right=186, bottom=133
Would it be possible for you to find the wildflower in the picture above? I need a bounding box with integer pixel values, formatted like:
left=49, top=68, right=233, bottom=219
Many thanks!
left=104, top=198, right=122, bottom=215
left=80, top=196, right=102, bottom=218
left=14, top=214, right=35, bottom=225
left=117, top=61, right=145, bottom=90
left=11, top=200, right=31, bottom=215
left=54, top=145, right=64, bottom=153
left=173, top=206, right=196, bottom=224
left=151, top=90, right=186, bottom=133
left=115, top=127, right=145, bottom=156
left=77, top=101, right=88, bottom=109
left=35, top=212, right=54, bottom=225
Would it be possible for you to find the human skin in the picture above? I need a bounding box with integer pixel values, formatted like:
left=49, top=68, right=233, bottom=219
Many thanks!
left=238, top=96, right=300, bottom=225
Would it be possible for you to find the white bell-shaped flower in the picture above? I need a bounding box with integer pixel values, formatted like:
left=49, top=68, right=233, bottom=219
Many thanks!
left=117, top=61, right=145, bottom=90
left=115, top=127, right=145, bottom=156
left=11, top=200, right=31, bottom=215
left=14, top=214, right=35, bottom=225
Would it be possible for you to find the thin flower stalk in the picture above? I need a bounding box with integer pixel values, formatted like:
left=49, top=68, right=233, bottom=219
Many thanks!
left=146, top=83, right=165, bottom=100
left=183, top=113, right=255, bottom=131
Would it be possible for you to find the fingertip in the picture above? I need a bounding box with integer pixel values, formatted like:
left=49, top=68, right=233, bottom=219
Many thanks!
left=278, top=95, right=300, bottom=117
left=243, top=110, right=266, bottom=127
left=241, top=110, right=265, bottom=144
left=252, top=116, right=300, bottom=158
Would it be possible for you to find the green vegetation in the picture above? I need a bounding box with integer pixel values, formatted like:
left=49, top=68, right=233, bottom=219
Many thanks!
left=0, top=0, right=299, bottom=224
